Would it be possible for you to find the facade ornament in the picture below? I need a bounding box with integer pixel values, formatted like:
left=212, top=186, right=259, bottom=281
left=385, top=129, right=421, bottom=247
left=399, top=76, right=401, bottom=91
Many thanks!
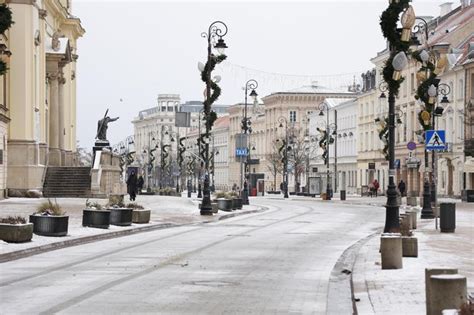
left=34, top=30, right=41, bottom=46
left=51, top=32, right=60, bottom=51
left=71, top=70, right=75, bottom=81
left=72, top=54, right=79, bottom=62
left=46, top=71, right=59, bottom=83
left=38, top=9, right=47, bottom=20
left=59, top=74, right=66, bottom=85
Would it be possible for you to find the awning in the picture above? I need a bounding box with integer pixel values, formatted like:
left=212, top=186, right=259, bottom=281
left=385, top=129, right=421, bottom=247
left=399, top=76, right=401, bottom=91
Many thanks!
left=464, top=158, right=474, bottom=173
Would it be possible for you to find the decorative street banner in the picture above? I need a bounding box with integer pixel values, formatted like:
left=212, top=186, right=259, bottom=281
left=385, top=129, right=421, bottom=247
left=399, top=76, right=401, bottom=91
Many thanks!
left=425, top=130, right=446, bottom=151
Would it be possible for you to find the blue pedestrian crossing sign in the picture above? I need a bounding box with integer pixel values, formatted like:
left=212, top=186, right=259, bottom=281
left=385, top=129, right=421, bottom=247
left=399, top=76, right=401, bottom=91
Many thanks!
left=425, top=130, right=446, bottom=151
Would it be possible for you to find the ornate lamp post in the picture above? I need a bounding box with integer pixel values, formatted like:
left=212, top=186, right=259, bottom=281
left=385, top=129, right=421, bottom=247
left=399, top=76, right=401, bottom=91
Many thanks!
left=411, top=16, right=450, bottom=219
left=379, top=0, right=415, bottom=232
left=197, top=108, right=204, bottom=198
left=241, top=79, right=258, bottom=205
left=318, top=103, right=337, bottom=200
left=277, top=116, right=290, bottom=198
left=199, top=21, right=228, bottom=215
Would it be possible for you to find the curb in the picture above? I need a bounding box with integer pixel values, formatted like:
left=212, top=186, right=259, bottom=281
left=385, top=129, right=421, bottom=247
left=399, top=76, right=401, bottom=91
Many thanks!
left=0, top=207, right=267, bottom=263
left=326, top=229, right=382, bottom=315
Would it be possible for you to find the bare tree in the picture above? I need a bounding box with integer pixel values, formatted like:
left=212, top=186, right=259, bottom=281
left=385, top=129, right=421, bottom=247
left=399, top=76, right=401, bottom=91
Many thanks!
left=75, top=142, right=92, bottom=166
left=266, top=141, right=283, bottom=191
left=288, top=134, right=308, bottom=193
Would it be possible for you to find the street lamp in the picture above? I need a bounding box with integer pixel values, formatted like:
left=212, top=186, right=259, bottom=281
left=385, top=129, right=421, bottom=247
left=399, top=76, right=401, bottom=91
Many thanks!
left=197, top=108, right=205, bottom=198
left=429, top=83, right=451, bottom=213
left=277, top=116, right=290, bottom=198
left=241, top=79, right=258, bottom=205
left=318, top=103, right=337, bottom=200
left=411, top=16, right=450, bottom=219
left=199, top=21, right=228, bottom=215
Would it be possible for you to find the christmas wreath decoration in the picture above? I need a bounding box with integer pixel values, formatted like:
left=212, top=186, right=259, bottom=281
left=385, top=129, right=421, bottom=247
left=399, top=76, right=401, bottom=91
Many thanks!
left=0, top=60, right=7, bottom=76
left=379, top=0, right=411, bottom=96
left=379, top=0, right=411, bottom=160
left=0, top=4, right=14, bottom=35
left=200, top=54, right=226, bottom=132
left=412, top=51, right=437, bottom=131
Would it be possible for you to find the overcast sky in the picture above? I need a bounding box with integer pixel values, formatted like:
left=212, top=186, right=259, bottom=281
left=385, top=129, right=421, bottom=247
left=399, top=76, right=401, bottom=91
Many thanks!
left=73, top=0, right=454, bottom=148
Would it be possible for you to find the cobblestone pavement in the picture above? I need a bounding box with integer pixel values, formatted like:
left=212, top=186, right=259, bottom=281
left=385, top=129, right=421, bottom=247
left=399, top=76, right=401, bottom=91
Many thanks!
left=353, top=201, right=473, bottom=315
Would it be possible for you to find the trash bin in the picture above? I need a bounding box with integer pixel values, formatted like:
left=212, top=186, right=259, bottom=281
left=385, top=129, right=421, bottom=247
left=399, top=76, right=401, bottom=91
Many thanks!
left=440, top=203, right=456, bottom=233
left=340, top=190, right=346, bottom=200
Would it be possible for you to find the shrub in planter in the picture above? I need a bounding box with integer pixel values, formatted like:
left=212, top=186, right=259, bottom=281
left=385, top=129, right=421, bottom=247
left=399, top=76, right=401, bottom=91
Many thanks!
left=0, top=216, right=33, bottom=243
left=127, top=203, right=151, bottom=224
left=29, top=199, right=69, bottom=236
left=83, top=199, right=110, bottom=229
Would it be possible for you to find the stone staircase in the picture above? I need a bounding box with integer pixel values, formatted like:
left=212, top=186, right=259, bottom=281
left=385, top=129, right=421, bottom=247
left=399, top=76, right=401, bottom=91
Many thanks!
left=43, top=167, right=92, bottom=198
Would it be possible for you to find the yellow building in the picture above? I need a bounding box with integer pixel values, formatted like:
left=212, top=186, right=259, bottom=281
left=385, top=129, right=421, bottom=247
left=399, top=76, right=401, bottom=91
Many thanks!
left=4, top=0, right=84, bottom=196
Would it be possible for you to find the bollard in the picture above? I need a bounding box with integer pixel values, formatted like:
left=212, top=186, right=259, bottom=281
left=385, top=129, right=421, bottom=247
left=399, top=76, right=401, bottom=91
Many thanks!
left=407, top=196, right=418, bottom=206
left=380, top=233, right=403, bottom=269
left=401, top=236, right=418, bottom=257
left=425, top=268, right=458, bottom=315
left=440, top=203, right=456, bottom=233
left=400, top=214, right=412, bottom=236
left=429, top=274, right=467, bottom=315
left=340, top=190, right=346, bottom=201
left=405, top=210, right=417, bottom=229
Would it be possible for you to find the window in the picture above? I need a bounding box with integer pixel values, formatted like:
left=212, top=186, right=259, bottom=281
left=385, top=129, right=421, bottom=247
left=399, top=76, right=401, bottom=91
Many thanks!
left=289, top=111, right=296, bottom=123
left=403, top=112, right=407, bottom=142
left=410, top=73, right=414, bottom=92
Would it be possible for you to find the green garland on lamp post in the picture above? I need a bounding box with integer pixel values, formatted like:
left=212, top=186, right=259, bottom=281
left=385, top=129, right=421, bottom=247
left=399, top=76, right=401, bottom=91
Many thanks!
left=379, top=0, right=412, bottom=233
left=198, top=21, right=228, bottom=215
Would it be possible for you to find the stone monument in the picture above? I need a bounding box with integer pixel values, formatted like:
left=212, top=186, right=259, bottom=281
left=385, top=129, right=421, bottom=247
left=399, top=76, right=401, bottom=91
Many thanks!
left=93, top=109, right=119, bottom=167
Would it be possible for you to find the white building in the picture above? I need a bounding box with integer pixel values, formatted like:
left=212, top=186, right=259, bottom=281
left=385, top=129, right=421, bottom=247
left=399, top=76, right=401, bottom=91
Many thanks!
left=309, top=98, right=358, bottom=194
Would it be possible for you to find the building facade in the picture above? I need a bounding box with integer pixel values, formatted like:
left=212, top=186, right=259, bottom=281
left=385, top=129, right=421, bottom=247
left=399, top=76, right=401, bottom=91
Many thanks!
left=5, top=0, right=84, bottom=196
left=309, top=98, right=358, bottom=195
left=226, top=83, right=356, bottom=193
left=131, top=94, right=229, bottom=189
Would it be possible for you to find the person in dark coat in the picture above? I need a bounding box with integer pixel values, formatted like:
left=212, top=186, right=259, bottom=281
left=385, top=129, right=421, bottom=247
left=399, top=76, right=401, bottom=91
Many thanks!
left=137, top=175, right=144, bottom=195
left=398, top=180, right=406, bottom=197
left=127, top=171, right=138, bottom=201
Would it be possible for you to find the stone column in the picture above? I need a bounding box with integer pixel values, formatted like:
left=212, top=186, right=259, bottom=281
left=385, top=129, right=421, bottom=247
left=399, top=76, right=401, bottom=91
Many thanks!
left=58, top=73, right=66, bottom=165
left=47, top=71, right=61, bottom=166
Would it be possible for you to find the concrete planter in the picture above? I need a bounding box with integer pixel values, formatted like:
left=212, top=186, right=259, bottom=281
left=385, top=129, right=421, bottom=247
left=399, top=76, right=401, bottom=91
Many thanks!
left=82, top=209, right=111, bottom=229
left=233, top=198, right=243, bottom=209
left=0, top=223, right=33, bottom=243
left=29, top=215, right=69, bottom=237
left=132, top=209, right=151, bottom=224
left=217, top=198, right=232, bottom=211
left=109, top=208, right=133, bottom=226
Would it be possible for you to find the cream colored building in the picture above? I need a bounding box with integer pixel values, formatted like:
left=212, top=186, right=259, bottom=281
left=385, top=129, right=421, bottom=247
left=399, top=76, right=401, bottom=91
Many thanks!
left=356, top=2, right=474, bottom=198
left=309, top=98, right=358, bottom=195
left=228, top=83, right=356, bottom=193
left=4, top=0, right=84, bottom=196
left=132, top=94, right=229, bottom=188
left=0, top=7, right=12, bottom=199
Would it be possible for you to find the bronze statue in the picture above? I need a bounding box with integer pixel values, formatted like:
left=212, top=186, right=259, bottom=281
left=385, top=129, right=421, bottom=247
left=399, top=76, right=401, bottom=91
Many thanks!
left=96, top=109, right=119, bottom=141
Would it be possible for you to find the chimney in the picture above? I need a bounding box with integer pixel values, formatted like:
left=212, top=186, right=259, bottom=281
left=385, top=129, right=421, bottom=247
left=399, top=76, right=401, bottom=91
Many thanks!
left=440, top=2, right=453, bottom=16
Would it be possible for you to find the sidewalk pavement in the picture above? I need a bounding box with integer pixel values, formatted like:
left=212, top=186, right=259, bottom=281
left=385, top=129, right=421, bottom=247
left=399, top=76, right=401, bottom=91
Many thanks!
left=0, top=193, right=264, bottom=261
left=352, top=201, right=474, bottom=314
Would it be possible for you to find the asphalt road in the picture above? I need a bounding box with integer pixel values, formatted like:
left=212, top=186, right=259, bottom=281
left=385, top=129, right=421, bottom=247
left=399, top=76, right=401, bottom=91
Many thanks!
left=0, top=198, right=385, bottom=314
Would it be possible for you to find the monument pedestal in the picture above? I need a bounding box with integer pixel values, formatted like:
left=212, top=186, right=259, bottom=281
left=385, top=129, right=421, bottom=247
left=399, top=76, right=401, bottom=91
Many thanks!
left=93, top=140, right=110, bottom=168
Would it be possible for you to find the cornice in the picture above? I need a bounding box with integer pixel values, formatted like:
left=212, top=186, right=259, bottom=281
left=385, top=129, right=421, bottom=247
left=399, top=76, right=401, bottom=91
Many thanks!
left=61, top=18, right=86, bottom=38
left=9, top=0, right=36, bottom=4
left=43, top=0, right=68, bottom=25
left=0, top=113, right=11, bottom=123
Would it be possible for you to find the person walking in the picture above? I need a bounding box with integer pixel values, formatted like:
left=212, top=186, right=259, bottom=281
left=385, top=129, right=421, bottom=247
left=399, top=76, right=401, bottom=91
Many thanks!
left=398, top=179, right=406, bottom=197
left=127, top=171, right=138, bottom=202
left=372, top=179, right=380, bottom=197
left=137, top=175, right=144, bottom=195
